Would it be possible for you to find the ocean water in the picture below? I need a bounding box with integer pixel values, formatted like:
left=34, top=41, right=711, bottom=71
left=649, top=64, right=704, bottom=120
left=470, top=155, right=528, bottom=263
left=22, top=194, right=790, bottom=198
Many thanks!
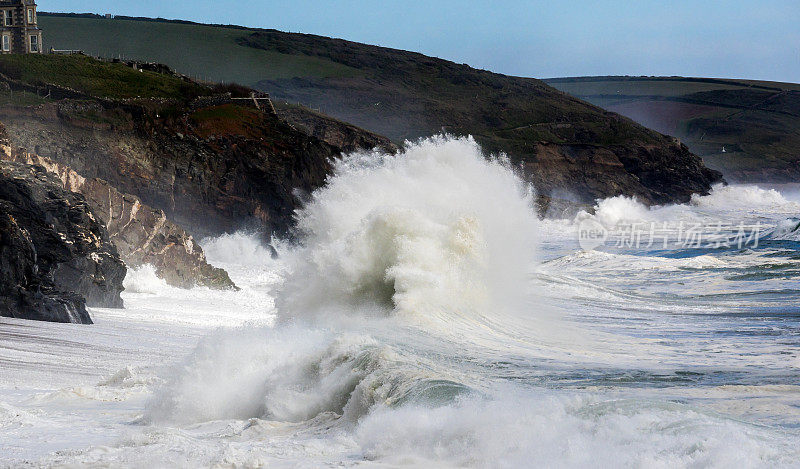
left=1, top=136, right=799, bottom=468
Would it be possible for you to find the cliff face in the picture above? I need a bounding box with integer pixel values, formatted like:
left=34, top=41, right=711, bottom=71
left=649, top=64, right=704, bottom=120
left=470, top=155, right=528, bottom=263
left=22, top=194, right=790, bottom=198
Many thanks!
left=0, top=160, right=125, bottom=324
left=0, top=51, right=723, bottom=259
left=0, top=54, right=392, bottom=240
left=23, top=21, right=726, bottom=207
left=0, top=100, right=349, bottom=239
left=521, top=140, right=722, bottom=206
left=2, top=150, right=237, bottom=290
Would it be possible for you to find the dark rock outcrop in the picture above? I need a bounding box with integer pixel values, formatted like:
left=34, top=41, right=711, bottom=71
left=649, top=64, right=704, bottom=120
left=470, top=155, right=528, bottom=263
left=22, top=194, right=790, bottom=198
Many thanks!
left=0, top=101, right=352, bottom=239
left=2, top=150, right=236, bottom=290
left=0, top=161, right=125, bottom=324
left=520, top=140, right=723, bottom=206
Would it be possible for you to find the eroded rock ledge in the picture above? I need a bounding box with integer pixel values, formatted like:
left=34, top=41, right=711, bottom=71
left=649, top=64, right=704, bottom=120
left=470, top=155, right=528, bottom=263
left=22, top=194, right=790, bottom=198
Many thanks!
left=3, top=149, right=236, bottom=290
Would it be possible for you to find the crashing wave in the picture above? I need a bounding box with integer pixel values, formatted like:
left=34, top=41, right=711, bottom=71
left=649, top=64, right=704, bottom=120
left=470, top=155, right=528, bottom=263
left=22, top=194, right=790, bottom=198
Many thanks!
left=277, top=135, right=539, bottom=325
left=768, top=218, right=800, bottom=241
left=146, top=136, right=538, bottom=424
left=691, top=184, right=800, bottom=213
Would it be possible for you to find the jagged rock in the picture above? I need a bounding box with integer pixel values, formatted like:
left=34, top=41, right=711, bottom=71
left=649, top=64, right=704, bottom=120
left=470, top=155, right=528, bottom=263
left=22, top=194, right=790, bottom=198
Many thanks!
left=0, top=161, right=125, bottom=324
left=3, top=150, right=237, bottom=290
left=519, top=140, right=722, bottom=206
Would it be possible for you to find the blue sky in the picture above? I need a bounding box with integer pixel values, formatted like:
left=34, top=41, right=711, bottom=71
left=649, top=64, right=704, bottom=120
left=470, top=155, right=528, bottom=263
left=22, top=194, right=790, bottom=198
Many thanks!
left=42, top=1, right=800, bottom=82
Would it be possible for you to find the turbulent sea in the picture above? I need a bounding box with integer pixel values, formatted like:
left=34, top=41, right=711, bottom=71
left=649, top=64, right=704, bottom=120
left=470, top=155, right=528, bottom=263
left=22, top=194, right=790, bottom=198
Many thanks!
left=2, top=137, right=800, bottom=468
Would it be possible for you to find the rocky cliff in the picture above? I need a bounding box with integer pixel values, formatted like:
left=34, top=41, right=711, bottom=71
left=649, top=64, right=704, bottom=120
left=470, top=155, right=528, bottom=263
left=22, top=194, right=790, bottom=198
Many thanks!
left=1, top=149, right=236, bottom=290
left=25, top=21, right=727, bottom=207
left=0, top=98, right=367, bottom=239
left=0, top=160, right=125, bottom=324
left=0, top=51, right=723, bottom=255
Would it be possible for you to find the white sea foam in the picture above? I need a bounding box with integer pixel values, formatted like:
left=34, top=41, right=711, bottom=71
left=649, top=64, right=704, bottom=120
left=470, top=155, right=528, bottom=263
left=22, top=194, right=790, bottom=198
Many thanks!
left=355, top=390, right=799, bottom=468
left=770, top=218, right=800, bottom=241
left=277, top=135, right=539, bottom=327
left=201, top=231, right=280, bottom=267
left=577, top=184, right=800, bottom=230
left=692, top=184, right=800, bottom=212
left=3, top=140, right=800, bottom=467
left=122, top=264, right=172, bottom=295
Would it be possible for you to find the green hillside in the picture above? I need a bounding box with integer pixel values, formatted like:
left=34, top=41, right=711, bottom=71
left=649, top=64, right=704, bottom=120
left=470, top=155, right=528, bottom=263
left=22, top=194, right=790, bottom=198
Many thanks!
left=545, top=76, right=800, bottom=182
left=0, top=53, right=203, bottom=99
left=39, top=14, right=359, bottom=84
left=37, top=14, right=659, bottom=146
left=33, top=13, right=723, bottom=206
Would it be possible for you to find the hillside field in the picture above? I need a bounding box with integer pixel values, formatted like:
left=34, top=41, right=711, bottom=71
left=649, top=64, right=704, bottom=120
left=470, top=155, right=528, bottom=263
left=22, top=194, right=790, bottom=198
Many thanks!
left=39, top=14, right=359, bottom=84
left=545, top=76, right=800, bottom=181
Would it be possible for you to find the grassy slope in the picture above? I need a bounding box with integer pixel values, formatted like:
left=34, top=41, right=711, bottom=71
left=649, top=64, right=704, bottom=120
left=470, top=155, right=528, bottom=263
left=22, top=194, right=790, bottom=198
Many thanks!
left=545, top=76, right=800, bottom=181
left=0, top=53, right=203, bottom=99
left=38, top=15, right=660, bottom=144
left=40, top=15, right=359, bottom=84
left=239, top=31, right=666, bottom=148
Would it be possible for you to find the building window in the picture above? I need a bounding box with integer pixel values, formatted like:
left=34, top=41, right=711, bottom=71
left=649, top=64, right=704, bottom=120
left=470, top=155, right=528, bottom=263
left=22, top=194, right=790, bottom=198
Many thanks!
left=4, top=11, right=12, bottom=26
left=2, top=35, right=9, bottom=52
left=29, top=35, right=38, bottom=53
left=27, top=8, right=33, bottom=24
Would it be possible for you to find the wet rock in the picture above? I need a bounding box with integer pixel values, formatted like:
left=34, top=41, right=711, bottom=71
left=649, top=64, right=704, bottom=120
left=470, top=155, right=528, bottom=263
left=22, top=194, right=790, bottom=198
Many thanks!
left=3, top=151, right=237, bottom=290
left=0, top=161, right=125, bottom=324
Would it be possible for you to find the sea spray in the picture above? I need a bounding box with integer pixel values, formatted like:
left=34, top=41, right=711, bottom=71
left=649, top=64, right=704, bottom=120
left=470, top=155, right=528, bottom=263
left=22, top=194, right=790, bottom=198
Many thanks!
left=574, top=185, right=800, bottom=236
left=577, top=195, right=699, bottom=228
left=149, top=142, right=796, bottom=426
left=123, top=264, right=173, bottom=295
left=691, top=184, right=800, bottom=212
left=201, top=231, right=281, bottom=267
left=145, top=326, right=396, bottom=424
left=278, top=135, right=539, bottom=326
left=146, top=136, right=540, bottom=424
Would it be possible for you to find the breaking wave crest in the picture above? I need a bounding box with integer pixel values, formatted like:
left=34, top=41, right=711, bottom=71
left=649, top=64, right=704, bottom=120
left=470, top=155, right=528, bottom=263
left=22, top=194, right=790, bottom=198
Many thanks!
left=277, top=135, right=539, bottom=325
left=140, top=138, right=800, bottom=468
left=691, top=184, right=800, bottom=212
left=580, top=184, right=800, bottom=228
left=146, top=136, right=539, bottom=425
left=769, top=218, right=800, bottom=241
